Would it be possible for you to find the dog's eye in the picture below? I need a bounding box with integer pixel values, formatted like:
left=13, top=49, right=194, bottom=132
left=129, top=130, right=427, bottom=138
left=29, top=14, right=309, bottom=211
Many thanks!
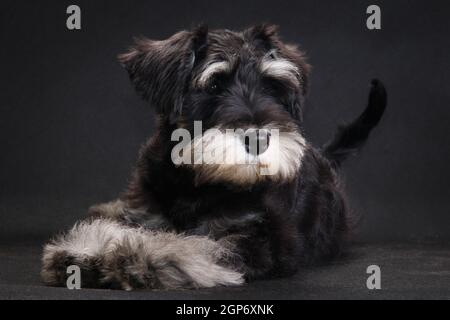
left=208, top=83, right=219, bottom=93
left=206, top=75, right=226, bottom=94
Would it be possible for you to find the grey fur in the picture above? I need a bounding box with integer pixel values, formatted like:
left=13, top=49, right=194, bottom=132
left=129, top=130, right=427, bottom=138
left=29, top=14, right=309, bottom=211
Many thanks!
left=41, top=218, right=244, bottom=290
left=89, top=199, right=171, bottom=230
left=88, top=199, right=128, bottom=218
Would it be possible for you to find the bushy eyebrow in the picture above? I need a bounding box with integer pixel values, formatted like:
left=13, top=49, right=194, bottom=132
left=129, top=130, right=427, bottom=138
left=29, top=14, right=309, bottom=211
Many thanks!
left=260, top=56, right=300, bottom=87
left=196, top=61, right=231, bottom=87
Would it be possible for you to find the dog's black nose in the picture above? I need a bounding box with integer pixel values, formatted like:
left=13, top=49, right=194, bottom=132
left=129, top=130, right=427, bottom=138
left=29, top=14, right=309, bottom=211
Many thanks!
left=244, top=129, right=271, bottom=156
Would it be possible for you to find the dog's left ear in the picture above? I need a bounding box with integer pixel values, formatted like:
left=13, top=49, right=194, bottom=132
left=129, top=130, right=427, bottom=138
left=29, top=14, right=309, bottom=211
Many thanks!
left=119, top=26, right=208, bottom=122
left=245, top=24, right=310, bottom=94
left=278, top=42, right=311, bottom=121
left=246, top=24, right=311, bottom=120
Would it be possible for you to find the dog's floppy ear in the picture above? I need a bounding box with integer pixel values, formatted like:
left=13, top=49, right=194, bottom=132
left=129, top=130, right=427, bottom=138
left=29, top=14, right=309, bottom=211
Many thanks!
left=119, top=26, right=208, bottom=122
left=245, top=24, right=310, bottom=94
left=245, top=24, right=311, bottom=120
left=244, top=23, right=280, bottom=47
left=278, top=42, right=311, bottom=121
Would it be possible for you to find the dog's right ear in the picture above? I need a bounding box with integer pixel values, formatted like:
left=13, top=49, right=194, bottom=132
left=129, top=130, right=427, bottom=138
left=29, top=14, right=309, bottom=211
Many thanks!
left=118, top=26, right=208, bottom=121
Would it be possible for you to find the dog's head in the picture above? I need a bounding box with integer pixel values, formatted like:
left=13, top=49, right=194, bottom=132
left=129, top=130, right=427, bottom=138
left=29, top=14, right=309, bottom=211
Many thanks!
left=119, top=25, right=310, bottom=186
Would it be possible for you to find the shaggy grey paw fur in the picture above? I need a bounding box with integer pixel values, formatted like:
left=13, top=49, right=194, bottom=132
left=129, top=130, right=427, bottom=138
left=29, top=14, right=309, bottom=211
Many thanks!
left=41, top=218, right=244, bottom=290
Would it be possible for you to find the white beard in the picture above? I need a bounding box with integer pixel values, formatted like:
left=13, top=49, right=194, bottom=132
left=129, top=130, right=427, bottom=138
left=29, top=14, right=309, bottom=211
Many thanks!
left=181, top=125, right=306, bottom=186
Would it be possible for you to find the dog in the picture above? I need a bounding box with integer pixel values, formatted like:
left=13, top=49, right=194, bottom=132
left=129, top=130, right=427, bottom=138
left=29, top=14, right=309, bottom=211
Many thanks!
left=41, top=24, right=387, bottom=290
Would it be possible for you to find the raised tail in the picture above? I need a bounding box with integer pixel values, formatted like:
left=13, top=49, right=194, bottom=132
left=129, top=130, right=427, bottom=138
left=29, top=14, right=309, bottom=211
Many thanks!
left=322, top=79, right=387, bottom=168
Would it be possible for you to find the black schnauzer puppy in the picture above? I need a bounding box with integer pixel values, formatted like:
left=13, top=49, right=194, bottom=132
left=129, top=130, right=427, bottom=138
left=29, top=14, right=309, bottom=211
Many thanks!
left=41, top=25, right=387, bottom=290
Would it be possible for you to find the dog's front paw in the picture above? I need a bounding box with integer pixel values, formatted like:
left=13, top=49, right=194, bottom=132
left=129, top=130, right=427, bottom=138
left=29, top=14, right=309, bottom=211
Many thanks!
left=41, top=246, right=101, bottom=288
left=100, top=233, right=245, bottom=290
left=41, top=247, right=75, bottom=286
left=100, top=239, right=164, bottom=291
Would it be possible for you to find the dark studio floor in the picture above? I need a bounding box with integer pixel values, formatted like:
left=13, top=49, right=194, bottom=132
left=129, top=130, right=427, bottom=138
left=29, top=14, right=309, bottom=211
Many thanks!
left=0, top=242, right=449, bottom=300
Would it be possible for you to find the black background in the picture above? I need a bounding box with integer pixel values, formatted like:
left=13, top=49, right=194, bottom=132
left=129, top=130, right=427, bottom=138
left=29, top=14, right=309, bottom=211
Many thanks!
left=1, top=0, right=449, bottom=243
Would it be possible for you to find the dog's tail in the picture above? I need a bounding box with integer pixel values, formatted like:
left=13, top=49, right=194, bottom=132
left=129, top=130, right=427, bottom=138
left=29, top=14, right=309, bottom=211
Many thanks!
left=322, top=79, right=387, bottom=168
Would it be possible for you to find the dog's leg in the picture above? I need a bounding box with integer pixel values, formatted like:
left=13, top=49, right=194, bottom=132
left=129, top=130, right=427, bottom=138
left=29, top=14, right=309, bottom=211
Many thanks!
left=88, top=199, right=172, bottom=231
left=41, top=218, right=122, bottom=288
left=88, top=199, right=127, bottom=219
left=42, top=218, right=244, bottom=290
left=230, top=219, right=301, bottom=280
left=194, top=213, right=276, bottom=280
